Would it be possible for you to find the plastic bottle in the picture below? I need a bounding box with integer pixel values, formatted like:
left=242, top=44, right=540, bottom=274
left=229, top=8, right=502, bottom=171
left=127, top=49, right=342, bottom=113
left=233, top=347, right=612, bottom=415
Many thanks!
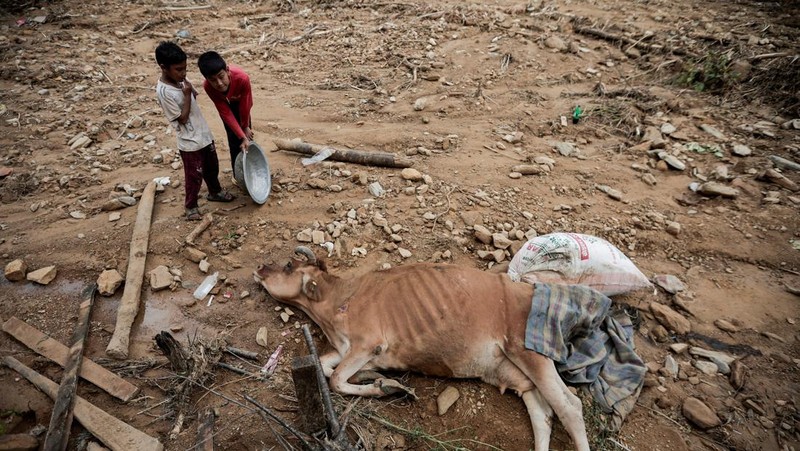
left=193, top=272, right=219, bottom=300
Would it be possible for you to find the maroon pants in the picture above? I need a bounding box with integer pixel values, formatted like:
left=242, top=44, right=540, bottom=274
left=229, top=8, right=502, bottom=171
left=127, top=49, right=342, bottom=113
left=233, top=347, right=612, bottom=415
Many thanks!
left=180, top=142, right=222, bottom=209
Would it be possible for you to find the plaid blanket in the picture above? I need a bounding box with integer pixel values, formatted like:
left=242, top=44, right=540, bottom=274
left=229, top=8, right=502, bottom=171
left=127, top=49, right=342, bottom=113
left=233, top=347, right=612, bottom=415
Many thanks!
left=525, top=283, right=646, bottom=429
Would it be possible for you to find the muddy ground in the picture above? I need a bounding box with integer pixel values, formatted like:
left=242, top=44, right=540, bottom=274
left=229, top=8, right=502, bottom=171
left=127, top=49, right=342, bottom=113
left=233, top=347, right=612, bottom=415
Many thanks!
left=0, top=0, right=799, bottom=450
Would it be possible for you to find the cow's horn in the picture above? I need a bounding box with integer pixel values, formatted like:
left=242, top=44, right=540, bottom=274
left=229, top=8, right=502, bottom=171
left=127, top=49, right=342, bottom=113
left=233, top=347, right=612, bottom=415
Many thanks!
left=294, top=246, right=317, bottom=264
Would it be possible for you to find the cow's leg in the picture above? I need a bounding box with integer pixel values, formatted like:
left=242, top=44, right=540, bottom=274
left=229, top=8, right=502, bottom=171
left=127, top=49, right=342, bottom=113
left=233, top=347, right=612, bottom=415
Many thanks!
left=510, top=352, right=590, bottom=451
left=329, top=351, right=387, bottom=397
left=319, top=351, right=342, bottom=377
left=522, top=389, right=553, bottom=451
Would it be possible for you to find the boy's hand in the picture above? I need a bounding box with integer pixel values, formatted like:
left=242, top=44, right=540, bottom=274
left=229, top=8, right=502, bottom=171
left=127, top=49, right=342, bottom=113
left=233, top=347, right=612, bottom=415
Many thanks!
left=240, top=137, right=251, bottom=153
left=244, top=127, right=254, bottom=140
left=181, top=79, right=194, bottom=96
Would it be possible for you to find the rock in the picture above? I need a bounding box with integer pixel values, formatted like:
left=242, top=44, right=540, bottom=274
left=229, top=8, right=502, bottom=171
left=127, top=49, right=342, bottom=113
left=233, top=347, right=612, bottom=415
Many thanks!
left=460, top=211, right=483, bottom=226
left=97, top=269, right=124, bottom=296
left=665, top=221, right=681, bottom=236
left=413, top=97, right=427, bottom=111
left=307, top=178, right=328, bottom=189
left=400, top=168, right=424, bottom=181
left=694, top=360, right=718, bottom=375
left=256, top=327, right=269, bottom=348
left=670, top=343, right=689, bottom=354
left=643, top=126, right=666, bottom=148
left=689, top=347, right=736, bottom=365
left=492, top=233, right=512, bottom=249
left=473, top=225, right=493, bottom=244
left=4, top=259, right=27, bottom=282
left=729, top=360, right=747, bottom=390
left=596, top=185, right=623, bottom=201
left=437, top=386, right=460, bottom=415
left=184, top=247, right=207, bottom=263
left=503, top=132, right=524, bottom=144
left=297, top=228, right=313, bottom=242
left=544, top=35, right=567, bottom=51
left=70, top=135, right=92, bottom=150
left=664, top=355, right=679, bottom=377
left=732, top=144, right=752, bottom=157
left=149, top=265, right=172, bottom=291
left=511, top=164, right=542, bottom=175
left=698, top=182, right=739, bottom=198
left=781, top=119, right=800, bottom=130
left=661, top=123, right=677, bottom=135
left=658, top=153, right=685, bottom=171
left=641, top=173, right=657, bottom=186
left=699, top=124, right=726, bottom=140
left=70, top=211, right=87, bottom=219
left=118, top=196, right=137, bottom=206
left=652, top=274, right=686, bottom=294
left=0, top=434, right=39, bottom=451
left=509, top=172, right=522, bottom=179
left=108, top=212, right=121, bottom=222
left=554, top=142, right=576, bottom=156
left=714, top=319, right=738, bottom=333
left=398, top=248, right=412, bottom=258
left=101, top=199, right=126, bottom=211
left=26, top=266, right=57, bottom=285
left=311, top=230, right=325, bottom=244
left=368, top=182, right=385, bottom=197
left=199, top=259, right=211, bottom=274
left=683, top=397, right=721, bottom=429
left=650, top=302, right=691, bottom=334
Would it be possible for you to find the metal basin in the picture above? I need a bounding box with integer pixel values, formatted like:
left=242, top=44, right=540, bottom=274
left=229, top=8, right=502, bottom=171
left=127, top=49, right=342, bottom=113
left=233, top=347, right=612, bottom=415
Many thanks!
left=242, top=141, right=271, bottom=204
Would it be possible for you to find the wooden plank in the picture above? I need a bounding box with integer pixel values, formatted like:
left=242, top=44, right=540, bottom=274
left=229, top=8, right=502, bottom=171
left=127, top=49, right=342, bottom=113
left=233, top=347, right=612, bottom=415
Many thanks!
left=291, top=355, right=327, bottom=435
left=2, top=317, right=139, bottom=402
left=44, top=283, right=97, bottom=451
left=106, top=180, right=157, bottom=360
left=3, top=356, right=163, bottom=451
left=273, top=138, right=414, bottom=168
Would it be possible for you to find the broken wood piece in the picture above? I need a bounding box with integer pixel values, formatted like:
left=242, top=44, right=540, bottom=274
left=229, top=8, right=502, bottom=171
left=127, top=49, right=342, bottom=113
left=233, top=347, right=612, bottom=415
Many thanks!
left=216, top=362, right=257, bottom=377
left=300, top=325, right=341, bottom=439
left=290, top=355, right=328, bottom=434
left=3, top=357, right=163, bottom=451
left=273, top=138, right=414, bottom=168
left=196, top=408, right=215, bottom=451
left=2, top=317, right=139, bottom=402
left=185, top=213, right=214, bottom=245
left=573, top=24, right=694, bottom=57
left=44, top=284, right=98, bottom=451
left=107, top=180, right=157, bottom=360
left=225, top=346, right=259, bottom=360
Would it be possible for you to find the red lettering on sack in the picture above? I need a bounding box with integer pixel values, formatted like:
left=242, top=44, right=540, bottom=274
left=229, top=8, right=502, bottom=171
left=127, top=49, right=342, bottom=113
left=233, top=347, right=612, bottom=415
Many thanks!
left=568, top=233, right=589, bottom=260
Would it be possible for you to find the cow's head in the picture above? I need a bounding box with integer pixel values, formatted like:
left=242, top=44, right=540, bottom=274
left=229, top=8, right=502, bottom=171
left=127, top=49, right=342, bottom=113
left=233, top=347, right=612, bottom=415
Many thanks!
left=253, top=246, right=328, bottom=307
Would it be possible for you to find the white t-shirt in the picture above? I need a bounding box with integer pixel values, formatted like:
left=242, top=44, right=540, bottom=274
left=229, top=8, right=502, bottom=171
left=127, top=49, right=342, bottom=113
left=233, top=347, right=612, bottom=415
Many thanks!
left=155, top=80, right=214, bottom=152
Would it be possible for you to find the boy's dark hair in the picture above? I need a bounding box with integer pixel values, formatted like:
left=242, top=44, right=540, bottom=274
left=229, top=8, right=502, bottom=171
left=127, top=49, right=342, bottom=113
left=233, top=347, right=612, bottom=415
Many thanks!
left=198, top=51, right=227, bottom=78
left=155, top=41, right=187, bottom=67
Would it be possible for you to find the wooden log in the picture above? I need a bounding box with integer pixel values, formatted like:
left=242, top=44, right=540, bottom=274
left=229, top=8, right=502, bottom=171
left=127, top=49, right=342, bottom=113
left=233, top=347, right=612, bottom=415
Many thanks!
left=43, top=284, right=97, bottom=451
left=2, top=317, right=139, bottom=402
left=273, top=138, right=414, bottom=169
left=225, top=346, right=259, bottom=360
left=185, top=213, right=213, bottom=246
left=106, top=180, right=157, bottom=359
left=573, top=25, right=694, bottom=57
left=3, top=357, right=164, bottom=451
left=290, top=355, right=327, bottom=435
left=195, top=408, right=215, bottom=451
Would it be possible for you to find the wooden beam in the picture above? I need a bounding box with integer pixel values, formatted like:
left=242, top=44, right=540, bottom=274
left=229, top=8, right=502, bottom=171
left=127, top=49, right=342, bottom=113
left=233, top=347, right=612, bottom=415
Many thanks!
left=43, top=284, right=97, bottom=451
left=2, top=317, right=139, bottom=402
left=3, top=357, right=163, bottom=451
left=290, top=355, right=327, bottom=435
left=273, top=138, right=414, bottom=168
left=107, top=180, right=157, bottom=359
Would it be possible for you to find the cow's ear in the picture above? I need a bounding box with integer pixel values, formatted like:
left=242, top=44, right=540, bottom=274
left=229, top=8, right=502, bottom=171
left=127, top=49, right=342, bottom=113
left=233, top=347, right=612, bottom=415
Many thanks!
left=301, top=274, right=320, bottom=301
left=317, top=259, right=327, bottom=272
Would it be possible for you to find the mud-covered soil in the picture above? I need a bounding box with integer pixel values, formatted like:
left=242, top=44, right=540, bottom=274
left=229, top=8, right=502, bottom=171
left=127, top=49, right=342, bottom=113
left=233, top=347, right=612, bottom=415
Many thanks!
left=0, top=0, right=799, bottom=450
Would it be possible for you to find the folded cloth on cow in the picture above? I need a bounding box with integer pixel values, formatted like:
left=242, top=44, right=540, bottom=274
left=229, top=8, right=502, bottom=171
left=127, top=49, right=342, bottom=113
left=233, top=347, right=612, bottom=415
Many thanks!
left=525, top=282, right=646, bottom=430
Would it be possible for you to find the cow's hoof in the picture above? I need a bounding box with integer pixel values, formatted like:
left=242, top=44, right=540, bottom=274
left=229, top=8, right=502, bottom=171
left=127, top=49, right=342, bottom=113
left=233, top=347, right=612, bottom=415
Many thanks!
left=376, top=378, right=417, bottom=400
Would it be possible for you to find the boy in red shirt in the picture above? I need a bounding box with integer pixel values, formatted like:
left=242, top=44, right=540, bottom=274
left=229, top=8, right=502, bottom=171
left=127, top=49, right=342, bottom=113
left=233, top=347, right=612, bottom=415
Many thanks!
left=198, top=51, right=253, bottom=182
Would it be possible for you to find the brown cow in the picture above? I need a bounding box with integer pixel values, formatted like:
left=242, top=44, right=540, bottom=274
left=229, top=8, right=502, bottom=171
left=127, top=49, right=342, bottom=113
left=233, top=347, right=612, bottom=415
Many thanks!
left=254, top=247, right=590, bottom=451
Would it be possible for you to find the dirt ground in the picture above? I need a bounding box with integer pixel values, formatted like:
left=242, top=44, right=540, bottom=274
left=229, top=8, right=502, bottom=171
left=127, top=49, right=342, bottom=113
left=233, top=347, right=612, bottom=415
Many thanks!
left=0, top=0, right=799, bottom=450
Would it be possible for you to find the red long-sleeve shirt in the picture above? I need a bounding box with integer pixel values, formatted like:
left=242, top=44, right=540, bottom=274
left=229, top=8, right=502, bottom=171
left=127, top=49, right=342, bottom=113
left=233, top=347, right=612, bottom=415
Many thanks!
left=203, top=64, right=253, bottom=140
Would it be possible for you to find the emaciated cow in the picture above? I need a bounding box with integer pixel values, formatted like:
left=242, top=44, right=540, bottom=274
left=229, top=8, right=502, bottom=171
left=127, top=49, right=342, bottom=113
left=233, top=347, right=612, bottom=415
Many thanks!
left=254, top=247, right=591, bottom=451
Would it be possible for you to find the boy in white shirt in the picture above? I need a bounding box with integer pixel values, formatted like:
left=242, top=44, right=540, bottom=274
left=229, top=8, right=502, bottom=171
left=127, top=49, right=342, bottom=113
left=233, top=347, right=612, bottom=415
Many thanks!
left=154, top=41, right=234, bottom=221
